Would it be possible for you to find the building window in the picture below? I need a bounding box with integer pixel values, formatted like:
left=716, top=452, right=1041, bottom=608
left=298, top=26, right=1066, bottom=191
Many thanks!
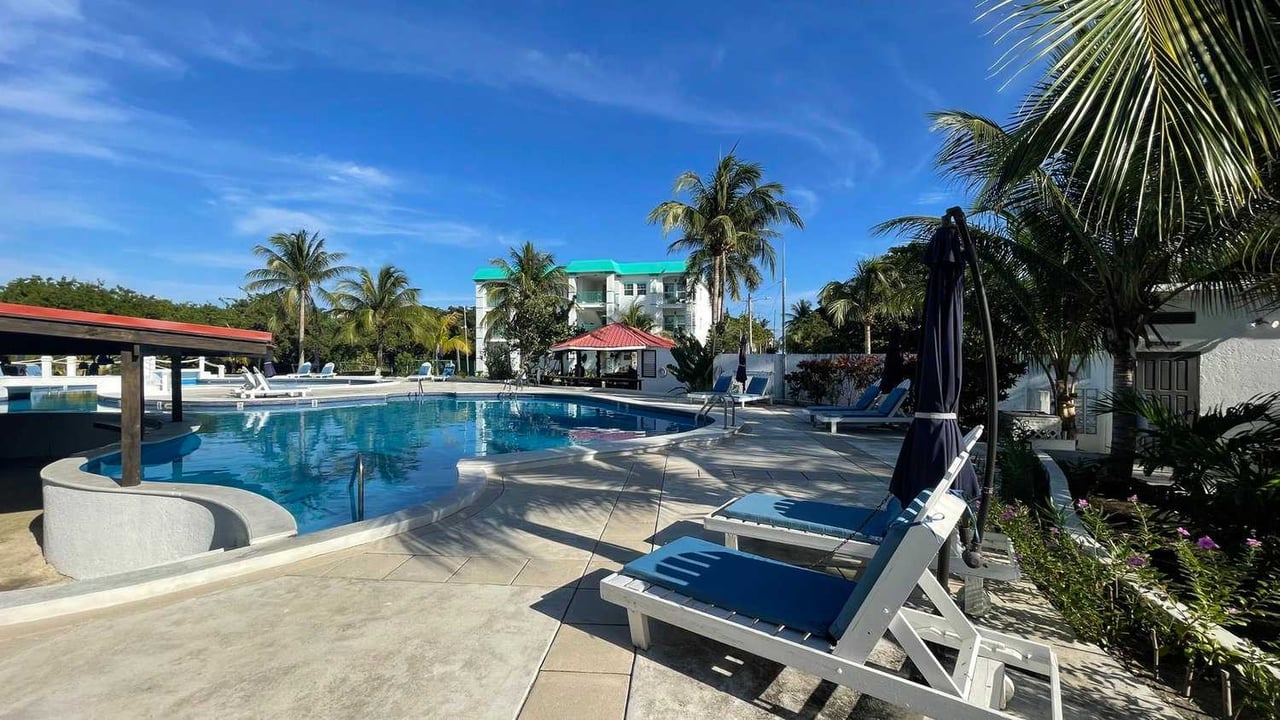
left=622, top=282, right=645, bottom=297
left=640, top=350, right=657, bottom=378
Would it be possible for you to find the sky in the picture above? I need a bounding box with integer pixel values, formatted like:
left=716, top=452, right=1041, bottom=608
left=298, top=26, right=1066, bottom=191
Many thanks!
left=1, top=0, right=1033, bottom=327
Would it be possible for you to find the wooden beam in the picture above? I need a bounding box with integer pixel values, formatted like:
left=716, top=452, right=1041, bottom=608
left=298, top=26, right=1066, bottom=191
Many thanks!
left=120, top=347, right=142, bottom=487
left=170, top=353, right=183, bottom=422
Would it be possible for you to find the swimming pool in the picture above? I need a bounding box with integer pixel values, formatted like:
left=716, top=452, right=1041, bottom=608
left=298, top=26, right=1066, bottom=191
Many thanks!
left=84, top=395, right=702, bottom=533
left=0, top=389, right=99, bottom=413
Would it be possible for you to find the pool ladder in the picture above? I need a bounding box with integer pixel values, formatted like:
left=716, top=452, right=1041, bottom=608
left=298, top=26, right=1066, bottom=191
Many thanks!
left=348, top=452, right=366, bottom=522
left=697, top=393, right=736, bottom=428
left=499, top=374, right=527, bottom=399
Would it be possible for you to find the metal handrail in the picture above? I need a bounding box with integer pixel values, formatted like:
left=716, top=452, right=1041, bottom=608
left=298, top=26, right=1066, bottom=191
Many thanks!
left=348, top=452, right=366, bottom=522
left=696, top=393, right=735, bottom=428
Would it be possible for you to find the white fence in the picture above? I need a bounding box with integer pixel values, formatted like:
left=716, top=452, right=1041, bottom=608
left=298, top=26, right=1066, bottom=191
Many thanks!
left=712, top=353, right=884, bottom=402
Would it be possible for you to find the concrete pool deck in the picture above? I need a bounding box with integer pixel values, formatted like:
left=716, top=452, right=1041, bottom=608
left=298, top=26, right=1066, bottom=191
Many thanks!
left=0, top=405, right=1186, bottom=719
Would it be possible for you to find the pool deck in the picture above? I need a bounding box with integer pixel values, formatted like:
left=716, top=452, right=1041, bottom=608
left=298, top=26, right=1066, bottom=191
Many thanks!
left=0, top=403, right=1187, bottom=719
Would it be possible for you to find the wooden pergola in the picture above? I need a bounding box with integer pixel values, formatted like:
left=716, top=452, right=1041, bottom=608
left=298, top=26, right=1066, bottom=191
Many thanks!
left=0, top=302, right=272, bottom=486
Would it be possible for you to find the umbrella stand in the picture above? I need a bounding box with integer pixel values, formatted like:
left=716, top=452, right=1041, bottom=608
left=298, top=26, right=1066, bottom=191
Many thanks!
left=945, top=206, right=1000, bottom=569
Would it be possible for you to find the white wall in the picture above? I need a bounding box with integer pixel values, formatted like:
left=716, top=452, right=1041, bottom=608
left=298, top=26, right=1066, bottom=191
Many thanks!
left=1002, top=293, right=1280, bottom=452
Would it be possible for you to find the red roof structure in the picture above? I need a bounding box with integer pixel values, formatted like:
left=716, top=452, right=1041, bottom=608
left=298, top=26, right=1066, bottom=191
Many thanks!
left=0, top=302, right=272, bottom=356
left=551, top=324, right=675, bottom=351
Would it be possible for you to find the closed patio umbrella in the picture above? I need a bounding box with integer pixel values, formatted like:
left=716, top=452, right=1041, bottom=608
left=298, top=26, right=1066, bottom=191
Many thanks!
left=735, top=333, right=748, bottom=388
left=888, top=222, right=978, bottom=508
left=879, top=324, right=906, bottom=393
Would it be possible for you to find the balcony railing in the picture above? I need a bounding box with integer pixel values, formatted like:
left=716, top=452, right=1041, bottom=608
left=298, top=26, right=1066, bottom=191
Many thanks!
left=577, top=290, right=606, bottom=304
left=663, top=292, right=687, bottom=303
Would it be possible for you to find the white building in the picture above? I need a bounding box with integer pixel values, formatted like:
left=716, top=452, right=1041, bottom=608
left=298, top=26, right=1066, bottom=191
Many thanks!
left=1002, top=291, right=1280, bottom=453
left=472, top=258, right=712, bottom=374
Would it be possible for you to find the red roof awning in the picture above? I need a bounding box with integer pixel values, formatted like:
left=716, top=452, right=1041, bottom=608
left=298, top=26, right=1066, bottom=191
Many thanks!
left=551, top=324, right=676, bottom=352
left=0, top=302, right=273, bottom=356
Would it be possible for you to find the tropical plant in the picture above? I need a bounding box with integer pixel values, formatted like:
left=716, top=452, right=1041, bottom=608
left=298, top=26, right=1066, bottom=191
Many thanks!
left=484, top=242, right=572, bottom=369
left=819, top=256, right=911, bottom=354
left=482, top=343, right=514, bottom=381
left=665, top=331, right=716, bottom=392
left=980, top=0, right=1280, bottom=233
left=244, top=229, right=352, bottom=365
left=329, top=265, right=426, bottom=371
left=615, top=304, right=656, bottom=333
left=710, top=313, right=775, bottom=354
left=423, top=311, right=472, bottom=365
left=648, top=152, right=804, bottom=338
left=922, top=109, right=1278, bottom=477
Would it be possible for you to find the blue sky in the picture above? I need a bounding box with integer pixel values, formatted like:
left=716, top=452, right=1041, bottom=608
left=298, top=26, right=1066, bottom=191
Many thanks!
left=1, top=0, right=1029, bottom=326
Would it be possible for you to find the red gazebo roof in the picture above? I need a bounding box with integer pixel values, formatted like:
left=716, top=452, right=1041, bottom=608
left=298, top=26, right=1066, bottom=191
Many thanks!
left=551, top=324, right=676, bottom=351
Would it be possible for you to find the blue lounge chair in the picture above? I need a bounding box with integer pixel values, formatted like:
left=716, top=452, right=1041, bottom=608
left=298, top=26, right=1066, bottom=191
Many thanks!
left=803, top=383, right=882, bottom=414
left=316, top=362, right=336, bottom=377
left=601, top=481, right=1062, bottom=719
left=294, top=361, right=312, bottom=376
left=442, top=362, right=456, bottom=380
left=687, top=374, right=732, bottom=402
left=810, top=383, right=912, bottom=433
left=702, top=426, right=1018, bottom=581
left=731, top=374, right=772, bottom=406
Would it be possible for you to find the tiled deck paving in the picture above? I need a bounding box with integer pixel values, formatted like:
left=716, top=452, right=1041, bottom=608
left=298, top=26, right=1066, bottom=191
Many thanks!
left=0, top=405, right=1185, bottom=719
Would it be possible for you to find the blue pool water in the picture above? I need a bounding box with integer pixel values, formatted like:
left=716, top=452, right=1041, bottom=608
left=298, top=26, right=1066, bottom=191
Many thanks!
left=85, top=395, right=701, bottom=533
left=1, top=389, right=98, bottom=413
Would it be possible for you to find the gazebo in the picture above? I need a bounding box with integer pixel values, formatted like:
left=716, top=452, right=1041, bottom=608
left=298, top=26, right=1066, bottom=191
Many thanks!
left=547, top=324, right=675, bottom=390
left=0, top=302, right=272, bottom=486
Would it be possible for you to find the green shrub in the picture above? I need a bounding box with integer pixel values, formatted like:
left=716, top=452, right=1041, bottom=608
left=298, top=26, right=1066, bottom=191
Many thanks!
left=666, top=331, right=715, bottom=392
left=483, top=344, right=514, bottom=380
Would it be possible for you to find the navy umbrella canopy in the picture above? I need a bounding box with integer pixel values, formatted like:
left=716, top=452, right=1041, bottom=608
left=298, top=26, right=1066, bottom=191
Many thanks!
left=735, top=333, right=749, bottom=386
left=879, top=324, right=906, bottom=394
left=889, top=223, right=979, bottom=507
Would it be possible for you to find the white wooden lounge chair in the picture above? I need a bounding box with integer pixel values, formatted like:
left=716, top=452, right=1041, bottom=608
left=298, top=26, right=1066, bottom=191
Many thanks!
left=233, top=369, right=308, bottom=399
left=702, top=426, right=1019, bottom=582
left=285, top=361, right=312, bottom=377
left=316, top=362, right=336, bottom=377
left=600, top=488, right=1062, bottom=719
left=811, top=383, right=911, bottom=433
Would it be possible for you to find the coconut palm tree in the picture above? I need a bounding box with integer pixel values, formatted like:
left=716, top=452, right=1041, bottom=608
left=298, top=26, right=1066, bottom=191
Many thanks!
left=330, top=265, right=426, bottom=372
left=485, top=242, right=572, bottom=367
left=818, top=256, right=910, bottom=354
left=424, top=311, right=472, bottom=365
left=615, top=304, right=656, bottom=333
left=244, top=229, right=352, bottom=366
left=648, top=152, right=804, bottom=332
left=980, top=1, right=1280, bottom=231
left=921, top=110, right=1277, bottom=475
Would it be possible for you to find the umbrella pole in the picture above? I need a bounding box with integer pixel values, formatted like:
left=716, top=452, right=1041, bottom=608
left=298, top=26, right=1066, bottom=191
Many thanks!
left=947, top=207, right=999, bottom=569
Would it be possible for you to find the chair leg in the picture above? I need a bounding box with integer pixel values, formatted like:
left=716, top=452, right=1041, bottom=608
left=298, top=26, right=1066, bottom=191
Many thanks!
left=627, top=609, right=651, bottom=650
left=723, top=533, right=739, bottom=550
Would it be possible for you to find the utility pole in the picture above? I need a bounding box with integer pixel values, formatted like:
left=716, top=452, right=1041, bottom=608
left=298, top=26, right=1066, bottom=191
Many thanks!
left=746, top=293, right=753, bottom=353
left=781, top=236, right=788, bottom=400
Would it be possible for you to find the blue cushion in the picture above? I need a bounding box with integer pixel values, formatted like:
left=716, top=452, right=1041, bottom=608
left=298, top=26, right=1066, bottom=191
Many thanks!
left=852, top=384, right=881, bottom=410
left=711, top=375, right=732, bottom=392
left=621, top=536, right=856, bottom=637
left=720, top=493, right=905, bottom=542
left=745, top=376, right=768, bottom=395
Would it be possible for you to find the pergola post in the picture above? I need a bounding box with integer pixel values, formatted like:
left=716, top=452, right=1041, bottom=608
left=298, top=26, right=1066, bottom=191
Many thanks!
left=119, top=346, right=143, bottom=487
left=170, top=353, right=183, bottom=422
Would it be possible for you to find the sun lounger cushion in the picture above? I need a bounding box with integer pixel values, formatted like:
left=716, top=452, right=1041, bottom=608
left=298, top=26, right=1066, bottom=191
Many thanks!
left=710, top=375, right=731, bottom=393
left=621, top=536, right=855, bottom=637
left=719, top=493, right=906, bottom=542
left=828, top=510, right=916, bottom=638
left=744, top=376, right=769, bottom=395
left=851, top=384, right=881, bottom=410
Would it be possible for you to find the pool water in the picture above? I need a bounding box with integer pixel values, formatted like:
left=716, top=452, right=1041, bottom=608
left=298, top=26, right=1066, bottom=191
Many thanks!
left=85, top=395, right=701, bottom=533
left=0, top=389, right=98, bottom=413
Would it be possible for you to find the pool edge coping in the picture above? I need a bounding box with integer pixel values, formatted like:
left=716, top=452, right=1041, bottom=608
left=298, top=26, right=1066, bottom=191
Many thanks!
left=0, top=395, right=742, bottom=628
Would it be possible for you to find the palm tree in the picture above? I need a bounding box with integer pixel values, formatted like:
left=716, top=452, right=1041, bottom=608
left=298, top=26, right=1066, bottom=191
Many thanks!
left=330, top=265, right=426, bottom=371
left=786, top=299, right=815, bottom=328
left=980, top=1, right=1280, bottom=231
left=648, top=152, right=804, bottom=333
left=245, top=229, right=352, bottom=365
left=615, top=304, right=656, bottom=333
left=818, top=257, right=909, bottom=354
left=424, top=311, right=472, bottom=365
left=485, top=242, right=572, bottom=367
left=923, top=110, right=1276, bottom=475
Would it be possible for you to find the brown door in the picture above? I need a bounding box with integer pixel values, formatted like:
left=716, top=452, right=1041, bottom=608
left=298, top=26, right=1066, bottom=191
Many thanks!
left=1136, top=352, right=1200, bottom=417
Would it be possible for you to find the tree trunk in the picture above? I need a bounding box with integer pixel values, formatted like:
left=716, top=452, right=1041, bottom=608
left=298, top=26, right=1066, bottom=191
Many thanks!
left=376, top=339, right=384, bottom=373
left=863, top=323, right=872, bottom=355
left=298, top=296, right=307, bottom=367
left=1109, top=347, right=1138, bottom=481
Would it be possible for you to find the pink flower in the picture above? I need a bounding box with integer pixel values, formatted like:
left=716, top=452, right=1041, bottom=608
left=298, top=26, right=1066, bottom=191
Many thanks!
left=1076, top=498, right=1090, bottom=510
left=1196, top=536, right=1220, bottom=551
left=1176, top=527, right=1190, bottom=538
left=1000, top=508, right=1016, bottom=522
left=1246, top=538, right=1263, bottom=549
left=1127, top=495, right=1139, bottom=503
left=1048, top=526, right=1060, bottom=535
left=1126, top=555, right=1148, bottom=568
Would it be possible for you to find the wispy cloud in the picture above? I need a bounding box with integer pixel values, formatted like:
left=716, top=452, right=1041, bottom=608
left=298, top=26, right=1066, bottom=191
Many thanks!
left=232, top=207, right=327, bottom=236
left=913, top=190, right=952, bottom=206
left=0, top=126, right=118, bottom=158
left=790, top=186, right=820, bottom=219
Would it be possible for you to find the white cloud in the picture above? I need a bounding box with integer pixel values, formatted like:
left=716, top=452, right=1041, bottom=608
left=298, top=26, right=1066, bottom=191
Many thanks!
left=0, top=126, right=117, bottom=158
left=142, top=249, right=253, bottom=270
left=0, top=73, right=127, bottom=121
left=0, top=192, right=123, bottom=231
left=790, top=186, right=819, bottom=219
left=233, top=206, right=326, bottom=236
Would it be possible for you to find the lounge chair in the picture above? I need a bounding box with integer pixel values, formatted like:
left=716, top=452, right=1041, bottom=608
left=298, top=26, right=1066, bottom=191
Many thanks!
left=686, top=374, right=732, bottom=403
left=702, top=426, right=1019, bottom=582
left=600, top=485, right=1062, bottom=719
left=802, top=383, right=882, bottom=415
left=411, top=362, right=436, bottom=392
left=316, top=362, right=336, bottom=377
left=288, top=361, right=312, bottom=377
left=442, top=363, right=456, bottom=380
left=810, top=383, right=912, bottom=433
left=730, top=374, right=772, bottom=406
left=233, top=369, right=308, bottom=399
